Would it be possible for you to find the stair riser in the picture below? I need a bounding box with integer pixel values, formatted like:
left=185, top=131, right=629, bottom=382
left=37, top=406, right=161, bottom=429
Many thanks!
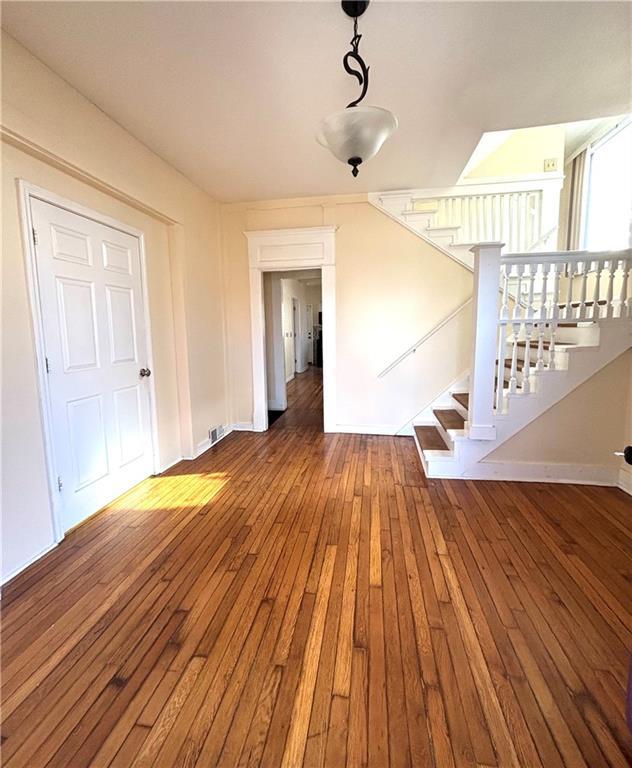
left=450, top=398, right=469, bottom=421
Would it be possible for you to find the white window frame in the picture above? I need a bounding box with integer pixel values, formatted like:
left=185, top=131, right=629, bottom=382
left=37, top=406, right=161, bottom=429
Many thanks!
left=580, top=117, right=632, bottom=250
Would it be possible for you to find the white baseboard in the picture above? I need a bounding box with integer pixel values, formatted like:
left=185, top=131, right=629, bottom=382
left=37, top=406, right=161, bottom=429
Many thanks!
left=232, top=422, right=254, bottom=431
left=267, top=400, right=287, bottom=411
left=194, top=426, right=234, bottom=459
left=469, top=460, right=619, bottom=486
left=333, top=423, right=400, bottom=436
left=1, top=539, right=59, bottom=587
left=618, top=466, right=632, bottom=496
left=155, top=455, right=184, bottom=474
left=286, top=373, right=294, bottom=383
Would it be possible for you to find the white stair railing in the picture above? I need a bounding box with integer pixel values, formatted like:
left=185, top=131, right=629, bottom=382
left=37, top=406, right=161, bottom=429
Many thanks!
left=372, top=175, right=564, bottom=255
left=469, top=244, right=632, bottom=438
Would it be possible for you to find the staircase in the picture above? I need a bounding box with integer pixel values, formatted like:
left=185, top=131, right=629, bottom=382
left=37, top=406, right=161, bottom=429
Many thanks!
left=410, top=244, right=631, bottom=479
left=369, top=175, right=564, bottom=271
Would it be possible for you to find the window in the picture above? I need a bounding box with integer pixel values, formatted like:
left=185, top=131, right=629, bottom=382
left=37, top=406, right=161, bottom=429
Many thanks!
left=582, top=120, right=632, bottom=251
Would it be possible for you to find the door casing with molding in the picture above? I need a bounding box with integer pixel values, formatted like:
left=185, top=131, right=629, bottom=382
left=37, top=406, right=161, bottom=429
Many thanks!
left=246, top=226, right=336, bottom=432
left=18, top=181, right=160, bottom=541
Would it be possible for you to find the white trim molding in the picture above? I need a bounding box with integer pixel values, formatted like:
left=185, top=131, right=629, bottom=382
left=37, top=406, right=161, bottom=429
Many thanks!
left=246, top=226, right=336, bottom=433
left=618, top=466, right=632, bottom=496
left=467, top=461, right=620, bottom=486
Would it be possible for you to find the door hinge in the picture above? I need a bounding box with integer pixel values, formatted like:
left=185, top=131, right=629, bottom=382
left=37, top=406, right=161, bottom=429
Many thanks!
left=32, top=226, right=39, bottom=246
left=57, top=476, right=63, bottom=492
left=45, top=356, right=51, bottom=374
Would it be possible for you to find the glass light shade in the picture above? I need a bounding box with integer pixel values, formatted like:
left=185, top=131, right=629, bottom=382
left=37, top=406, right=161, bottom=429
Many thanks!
left=316, top=105, right=398, bottom=174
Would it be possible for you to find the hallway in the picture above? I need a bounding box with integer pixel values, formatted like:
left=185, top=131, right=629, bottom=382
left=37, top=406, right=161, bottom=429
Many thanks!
left=1, top=394, right=631, bottom=766
left=271, top=367, right=323, bottom=430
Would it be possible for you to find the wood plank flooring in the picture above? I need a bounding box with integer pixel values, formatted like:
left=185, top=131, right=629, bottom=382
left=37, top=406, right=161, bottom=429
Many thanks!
left=2, top=366, right=631, bottom=767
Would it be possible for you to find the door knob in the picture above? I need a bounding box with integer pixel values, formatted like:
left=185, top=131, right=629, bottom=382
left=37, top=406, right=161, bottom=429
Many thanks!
left=139, top=368, right=152, bottom=378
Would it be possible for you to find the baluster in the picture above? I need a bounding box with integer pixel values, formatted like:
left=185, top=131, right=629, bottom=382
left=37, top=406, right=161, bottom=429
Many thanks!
left=478, top=196, right=484, bottom=242
left=534, top=193, right=543, bottom=248
left=564, top=260, right=575, bottom=320
left=511, top=192, right=520, bottom=253
left=535, top=262, right=548, bottom=372
left=534, top=321, right=546, bottom=372
left=620, top=258, right=631, bottom=318
left=508, top=324, right=520, bottom=394
left=496, top=322, right=507, bottom=412
left=485, top=195, right=492, bottom=241
left=500, top=263, right=510, bottom=321
left=516, top=193, right=524, bottom=252
left=548, top=263, right=563, bottom=371
left=605, top=258, right=616, bottom=318
left=505, top=195, right=512, bottom=251
left=539, top=262, right=550, bottom=322
left=513, top=264, right=524, bottom=321
left=578, top=261, right=589, bottom=319
left=592, top=259, right=602, bottom=319
left=521, top=322, right=533, bottom=394
left=519, top=263, right=535, bottom=392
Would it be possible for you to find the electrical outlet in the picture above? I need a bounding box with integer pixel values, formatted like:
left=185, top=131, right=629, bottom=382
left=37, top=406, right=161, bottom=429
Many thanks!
left=544, top=158, right=558, bottom=172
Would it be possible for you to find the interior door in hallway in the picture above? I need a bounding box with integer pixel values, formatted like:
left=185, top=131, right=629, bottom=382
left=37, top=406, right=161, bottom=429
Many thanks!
left=30, top=198, right=155, bottom=532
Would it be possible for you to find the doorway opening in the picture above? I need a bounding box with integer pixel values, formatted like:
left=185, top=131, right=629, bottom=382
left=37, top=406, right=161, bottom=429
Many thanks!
left=246, top=225, right=335, bottom=432
left=263, top=269, right=323, bottom=430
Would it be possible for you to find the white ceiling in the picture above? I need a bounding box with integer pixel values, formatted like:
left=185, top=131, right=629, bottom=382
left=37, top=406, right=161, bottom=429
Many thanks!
left=2, top=2, right=630, bottom=202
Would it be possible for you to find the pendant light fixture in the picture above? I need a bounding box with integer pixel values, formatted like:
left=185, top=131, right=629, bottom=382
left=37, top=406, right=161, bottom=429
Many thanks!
left=317, top=0, right=398, bottom=177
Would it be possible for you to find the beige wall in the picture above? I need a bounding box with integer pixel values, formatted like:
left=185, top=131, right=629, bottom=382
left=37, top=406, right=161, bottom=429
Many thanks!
left=465, top=124, right=565, bottom=179
left=1, top=32, right=228, bottom=580
left=488, top=350, right=632, bottom=472
left=221, top=197, right=473, bottom=432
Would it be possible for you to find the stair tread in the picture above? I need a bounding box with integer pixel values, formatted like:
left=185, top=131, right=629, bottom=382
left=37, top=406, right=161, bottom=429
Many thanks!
left=452, top=392, right=469, bottom=410
left=433, top=408, right=465, bottom=431
left=516, top=340, right=571, bottom=349
left=414, top=425, right=449, bottom=451
left=557, top=299, right=607, bottom=308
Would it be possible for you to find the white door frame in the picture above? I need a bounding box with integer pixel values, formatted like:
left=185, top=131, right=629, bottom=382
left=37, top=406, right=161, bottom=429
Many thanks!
left=291, top=296, right=299, bottom=375
left=17, top=180, right=160, bottom=542
left=246, top=226, right=336, bottom=432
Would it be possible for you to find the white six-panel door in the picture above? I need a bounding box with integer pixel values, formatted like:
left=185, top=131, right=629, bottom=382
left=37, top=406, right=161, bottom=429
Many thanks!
left=31, top=198, right=154, bottom=532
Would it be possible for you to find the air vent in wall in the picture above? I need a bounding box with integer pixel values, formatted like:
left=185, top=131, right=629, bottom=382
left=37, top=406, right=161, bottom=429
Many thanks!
left=209, top=425, right=225, bottom=445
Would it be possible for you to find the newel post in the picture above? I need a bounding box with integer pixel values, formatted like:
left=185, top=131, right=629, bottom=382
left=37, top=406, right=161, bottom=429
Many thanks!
left=468, top=243, right=504, bottom=440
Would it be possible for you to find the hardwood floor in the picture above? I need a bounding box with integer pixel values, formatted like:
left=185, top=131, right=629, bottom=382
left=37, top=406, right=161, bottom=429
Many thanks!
left=2, top=368, right=631, bottom=767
